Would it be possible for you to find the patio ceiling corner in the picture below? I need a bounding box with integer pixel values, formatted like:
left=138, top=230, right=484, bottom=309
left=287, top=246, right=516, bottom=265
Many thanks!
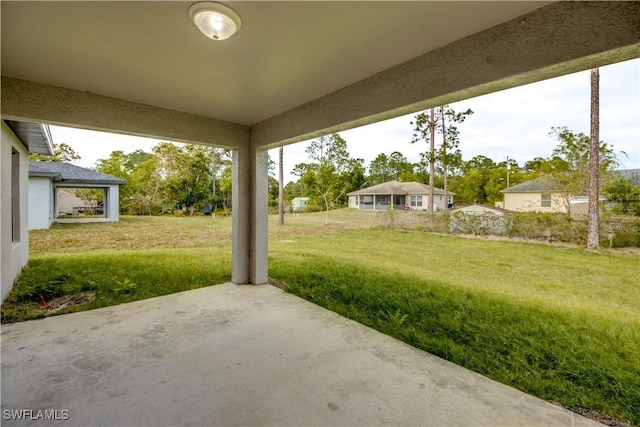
left=249, top=1, right=640, bottom=149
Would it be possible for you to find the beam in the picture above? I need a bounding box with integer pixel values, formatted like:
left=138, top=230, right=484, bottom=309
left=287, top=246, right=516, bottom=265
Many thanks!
left=250, top=1, right=640, bottom=149
left=1, top=77, right=249, bottom=149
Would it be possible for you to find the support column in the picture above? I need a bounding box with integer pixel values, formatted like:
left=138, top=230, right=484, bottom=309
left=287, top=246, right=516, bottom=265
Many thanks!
left=231, top=145, right=268, bottom=285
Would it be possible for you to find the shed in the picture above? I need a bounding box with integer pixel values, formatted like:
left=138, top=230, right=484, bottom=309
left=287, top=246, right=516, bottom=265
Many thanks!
left=291, top=197, right=309, bottom=212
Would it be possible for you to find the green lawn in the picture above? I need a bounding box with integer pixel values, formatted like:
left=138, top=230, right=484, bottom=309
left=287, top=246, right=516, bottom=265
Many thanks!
left=3, top=211, right=639, bottom=425
left=270, top=229, right=639, bottom=425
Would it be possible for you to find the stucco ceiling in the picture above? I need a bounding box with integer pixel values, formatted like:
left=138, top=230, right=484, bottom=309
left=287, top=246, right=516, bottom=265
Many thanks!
left=1, top=1, right=549, bottom=126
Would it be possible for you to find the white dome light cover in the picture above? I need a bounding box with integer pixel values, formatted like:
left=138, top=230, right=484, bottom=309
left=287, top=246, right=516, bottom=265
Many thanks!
left=189, top=2, right=241, bottom=41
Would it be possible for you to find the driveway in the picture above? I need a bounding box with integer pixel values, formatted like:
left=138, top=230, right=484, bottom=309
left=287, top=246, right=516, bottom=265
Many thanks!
left=1, top=283, right=601, bottom=426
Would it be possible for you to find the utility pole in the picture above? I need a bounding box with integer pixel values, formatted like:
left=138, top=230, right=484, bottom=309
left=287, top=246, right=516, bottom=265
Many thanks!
left=428, top=108, right=435, bottom=214
left=506, top=155, right=510, bottom=189
left=587, top=68, right=600, bottom=250
left=278, top=146, right=284, bottom=225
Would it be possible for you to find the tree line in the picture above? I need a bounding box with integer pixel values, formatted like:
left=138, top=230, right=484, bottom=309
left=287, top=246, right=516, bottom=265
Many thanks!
left=31, top=114, right=638, bottom=217
left=32, top=142, right=233, bottom=215
left=285, top=125, right=636, bottom=216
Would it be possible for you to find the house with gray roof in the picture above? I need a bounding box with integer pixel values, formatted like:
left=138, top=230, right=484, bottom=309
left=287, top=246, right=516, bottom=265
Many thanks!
left=28, top=162, right=126, bottom=229
left=502, top=170, right=639, bottom=215
left=347, top=180, right=454, bottom=211
left=501, top=179, right=569, bottom=213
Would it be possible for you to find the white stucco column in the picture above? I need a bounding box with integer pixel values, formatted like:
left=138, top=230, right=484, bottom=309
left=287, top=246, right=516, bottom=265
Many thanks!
left=231, top=145, right=268, bottom=285
left=106, top=186, right=120, bottom=222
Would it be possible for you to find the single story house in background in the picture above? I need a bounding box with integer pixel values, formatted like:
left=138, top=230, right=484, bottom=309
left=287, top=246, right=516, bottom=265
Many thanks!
left=503, top=170, right=640, bottom=215
left=450, top=204, right=513, bottom=235
left=348, top=181, right=454, bottom=211
left=290, top=197, right=309, bottom=213
left=502, top=179, right=568, bottom=214
left=28, top=162, right=126, bottom=230
left=1, top=120, right=54, bottom=302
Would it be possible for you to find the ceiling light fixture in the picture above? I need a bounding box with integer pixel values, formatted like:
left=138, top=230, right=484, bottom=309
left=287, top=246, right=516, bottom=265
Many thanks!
left=189, top=2, right=241, bottom=41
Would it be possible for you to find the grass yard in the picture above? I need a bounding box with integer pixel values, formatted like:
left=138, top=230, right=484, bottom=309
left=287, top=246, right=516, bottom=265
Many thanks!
left=3, top=210, right=639, bottom=425
left=270, top=229, right=639, bottom=425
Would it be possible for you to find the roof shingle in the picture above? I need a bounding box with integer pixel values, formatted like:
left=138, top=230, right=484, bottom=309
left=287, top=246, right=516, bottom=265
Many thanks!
left=502, top=179, right=560, bottom=193
left=29, top=162, right=126, bottom=184
left=347, top=180, right=454, bottom=196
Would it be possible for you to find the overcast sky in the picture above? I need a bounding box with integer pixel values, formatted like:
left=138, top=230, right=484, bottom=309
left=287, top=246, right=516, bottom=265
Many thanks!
left=51, top=58, right=639, bottom=183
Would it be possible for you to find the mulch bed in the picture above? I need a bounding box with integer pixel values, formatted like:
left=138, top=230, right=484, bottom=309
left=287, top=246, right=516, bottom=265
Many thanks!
left=43, top=292, right=95, bottom=315
left=267, top=278, right=288, bottom=290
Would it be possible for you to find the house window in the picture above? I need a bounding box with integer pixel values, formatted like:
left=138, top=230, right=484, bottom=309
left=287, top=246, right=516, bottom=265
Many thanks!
left=377, top=195, right=389, bottom=204
left=410, top=196, right=422, bottom=207
left=11, top=149, right=20, bottom=242
left=541, top=194, right=552, bottom=208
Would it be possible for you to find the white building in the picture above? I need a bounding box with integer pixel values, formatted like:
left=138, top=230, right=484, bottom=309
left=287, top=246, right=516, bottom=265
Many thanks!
left=348, top=181, right=454, bottom=211
left=291, top=197, right=309, bottom=212
left=28, top=162, right=126, bottom=230
left=1, top=120, right=53, bottom=302
left=502, top=180, right=568, bottom=214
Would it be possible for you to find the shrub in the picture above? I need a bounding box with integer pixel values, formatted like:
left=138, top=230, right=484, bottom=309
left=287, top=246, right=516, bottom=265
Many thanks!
left=450, top=211, right=512, bottom=235
left=508, top=213, right=640, bottom=247
left=13, top=273, right=71, bottom=302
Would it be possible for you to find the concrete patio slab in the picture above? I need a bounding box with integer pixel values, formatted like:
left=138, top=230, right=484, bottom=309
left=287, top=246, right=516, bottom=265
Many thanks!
left=1, top=283, right=601, bottom=426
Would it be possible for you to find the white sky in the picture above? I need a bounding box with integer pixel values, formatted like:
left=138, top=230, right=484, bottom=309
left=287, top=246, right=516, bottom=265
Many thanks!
left=51, top=58, right=639, bottom=183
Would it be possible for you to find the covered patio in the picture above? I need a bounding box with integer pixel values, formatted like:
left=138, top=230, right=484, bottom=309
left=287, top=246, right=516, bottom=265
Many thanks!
left=1, top=284, right=601, bottom=426
left=2, top=1, right=638, bottom=286
left=1, top=2, right=638, bottom=425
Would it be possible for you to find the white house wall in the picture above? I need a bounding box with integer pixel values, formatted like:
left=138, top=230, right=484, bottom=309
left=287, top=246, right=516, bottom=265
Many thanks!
left=348, top=196, right=357, bottom=209
left=0, top=121, right=29, bottom=302
left=106, top=185, right=120, bottom=222
left=28, top=177, right=54, bottom=230
left=407, top=194, right=452, bottom=211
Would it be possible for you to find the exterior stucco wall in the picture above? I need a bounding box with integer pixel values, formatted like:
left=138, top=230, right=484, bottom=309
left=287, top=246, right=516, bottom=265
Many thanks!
left=28, top=177, right=54, bottom=230
left=504, top=192, right=567, bottom=214
left=106, top=185, right=120, bottom=221
left=407, top=194, right=453, bottom=211
left=1, top=121, right=29, bottom=302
